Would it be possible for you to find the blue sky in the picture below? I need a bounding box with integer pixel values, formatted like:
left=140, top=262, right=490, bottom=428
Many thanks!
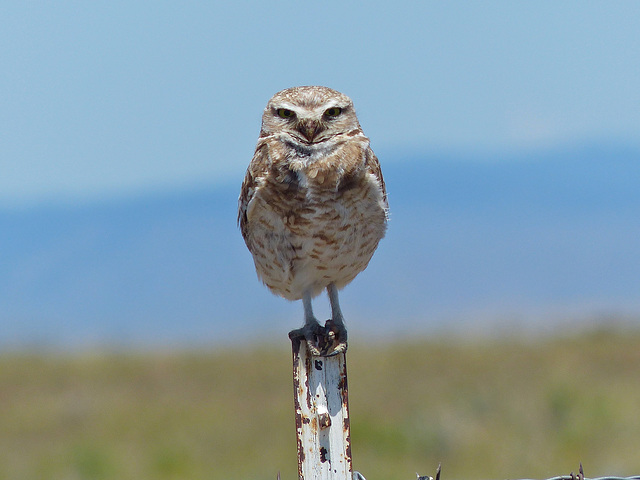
left=2, top=1, right=640, bottom=207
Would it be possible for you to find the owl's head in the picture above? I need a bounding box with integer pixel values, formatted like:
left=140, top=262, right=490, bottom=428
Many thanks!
left=260, top=86, right=362, bottom=145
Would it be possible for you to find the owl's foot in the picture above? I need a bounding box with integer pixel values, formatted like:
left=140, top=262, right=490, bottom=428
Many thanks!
left=325, top=318, right=347, bottom=356
left=289, top=320, right=347, bottom=357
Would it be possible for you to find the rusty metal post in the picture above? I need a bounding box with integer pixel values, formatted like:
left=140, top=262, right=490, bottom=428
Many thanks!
left=292, top=339, right=352, bottom=480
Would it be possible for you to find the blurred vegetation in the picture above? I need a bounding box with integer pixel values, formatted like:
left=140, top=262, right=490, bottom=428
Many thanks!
left=1, top=328, right=640, bottom=480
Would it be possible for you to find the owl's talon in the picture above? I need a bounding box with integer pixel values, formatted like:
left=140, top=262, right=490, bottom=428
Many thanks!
left=325, top=318, right=348, bottom=356
left=289, top=322, right=325, bottom=356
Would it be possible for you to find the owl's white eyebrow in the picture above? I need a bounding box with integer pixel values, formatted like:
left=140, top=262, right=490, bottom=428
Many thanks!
left=272, top=103, right=297, bottom=111
left=325, top=103, right=350, bottom=111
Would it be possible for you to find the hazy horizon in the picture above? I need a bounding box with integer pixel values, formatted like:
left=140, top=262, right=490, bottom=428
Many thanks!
left=2, top=142, right=638, bottom=349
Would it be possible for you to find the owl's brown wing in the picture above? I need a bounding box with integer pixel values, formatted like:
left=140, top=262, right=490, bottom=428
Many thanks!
left=238, top=141, right=269, bottom=242
left=364, top=147, right=389, bottom=213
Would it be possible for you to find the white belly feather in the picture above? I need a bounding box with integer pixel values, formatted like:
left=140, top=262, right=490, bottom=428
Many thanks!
left=246, top=171, right=387, bottom=301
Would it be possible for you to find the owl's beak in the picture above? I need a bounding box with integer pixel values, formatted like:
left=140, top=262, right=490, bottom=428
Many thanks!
left=297, top=120, right=323, bottom=143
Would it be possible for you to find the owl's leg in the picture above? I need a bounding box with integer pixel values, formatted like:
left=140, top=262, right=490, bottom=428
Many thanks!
left=326, top=282, right=348, bottom=355
left=288, top=291, right=326, bottom=356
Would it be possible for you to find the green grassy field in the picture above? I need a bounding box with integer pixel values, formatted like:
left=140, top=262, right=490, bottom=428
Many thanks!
left=1, top=329, right=639, bottom=480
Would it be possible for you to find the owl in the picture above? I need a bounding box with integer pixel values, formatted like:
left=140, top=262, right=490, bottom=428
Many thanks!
left=238, top=86, right=388, bottom=356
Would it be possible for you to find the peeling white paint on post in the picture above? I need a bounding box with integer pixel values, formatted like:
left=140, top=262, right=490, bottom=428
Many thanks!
left=292, top=339, right=352, bottom=480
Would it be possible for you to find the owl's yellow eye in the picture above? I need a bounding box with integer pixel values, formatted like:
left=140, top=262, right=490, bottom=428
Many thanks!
left=324, top=107, right=342, bottom=117
left=277, top=108, right=295, bottom=118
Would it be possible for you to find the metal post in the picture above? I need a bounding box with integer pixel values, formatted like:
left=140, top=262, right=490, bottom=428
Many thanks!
left=292, top=339, right=353, bottom=480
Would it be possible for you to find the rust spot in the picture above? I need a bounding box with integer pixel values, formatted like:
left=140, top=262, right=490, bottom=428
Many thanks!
left=344, top=435, right=352, bottom=467
left=319, top=412, right=331, bottom=429
left=292, top=385, right=306, bottom=478
left=342, top=390, right=349, bottom=410
left=310, top=417, right=318, bottom=434
left=319, top=446, right=329, bottom=463
left=340, top=362, right=350, bottom=410
left=297, top=438, right=305, bottom=478
left=294, top=410, right=302, bottom=430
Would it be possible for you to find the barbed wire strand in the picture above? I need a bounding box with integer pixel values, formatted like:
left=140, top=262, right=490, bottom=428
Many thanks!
left=353, top=462, right=640, bottom=480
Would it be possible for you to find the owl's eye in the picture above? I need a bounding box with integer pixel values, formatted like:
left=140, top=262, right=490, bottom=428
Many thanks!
left=277, top=108, right=295, bottom=118
left=324, top=107, right=342, bottom=117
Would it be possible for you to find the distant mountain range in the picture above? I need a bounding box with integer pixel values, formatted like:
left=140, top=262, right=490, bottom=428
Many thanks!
left=2, top=143, right=639, bottom=348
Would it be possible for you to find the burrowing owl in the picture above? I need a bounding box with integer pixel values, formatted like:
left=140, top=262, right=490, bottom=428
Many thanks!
left=238, top=86, right=388, bottom=356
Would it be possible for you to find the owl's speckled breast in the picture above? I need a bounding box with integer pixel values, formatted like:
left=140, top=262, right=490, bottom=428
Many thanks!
left=245, top=151, right=387, bottom=301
